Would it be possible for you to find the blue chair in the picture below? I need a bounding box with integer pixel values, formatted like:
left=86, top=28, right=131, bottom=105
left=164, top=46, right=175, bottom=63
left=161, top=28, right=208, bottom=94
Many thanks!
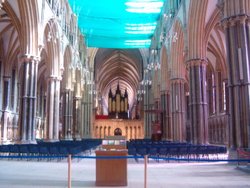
left=0, top=145, right=10, bottom=156
left=19, top=145, right=29, bottom=160
left=39, top=146, right=49, bottom=161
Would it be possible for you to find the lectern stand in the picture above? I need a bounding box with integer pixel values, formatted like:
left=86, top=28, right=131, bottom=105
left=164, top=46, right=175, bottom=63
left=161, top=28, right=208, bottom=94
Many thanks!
left=95, top=136, right=127, bottom=186
left=95, top=150, right=128, bottom=186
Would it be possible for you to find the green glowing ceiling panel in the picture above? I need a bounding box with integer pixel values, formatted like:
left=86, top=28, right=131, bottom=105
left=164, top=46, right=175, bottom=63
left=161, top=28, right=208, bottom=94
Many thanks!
left=68, top=0, right=165, bottom=48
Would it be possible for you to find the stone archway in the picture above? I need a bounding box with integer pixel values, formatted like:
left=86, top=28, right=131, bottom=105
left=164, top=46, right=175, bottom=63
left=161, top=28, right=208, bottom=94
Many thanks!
left=114, top=128, right=122, bottom=136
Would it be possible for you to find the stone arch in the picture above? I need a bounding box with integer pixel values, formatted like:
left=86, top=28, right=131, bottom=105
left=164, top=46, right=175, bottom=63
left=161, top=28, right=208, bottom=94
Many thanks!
left=0, top=2, right=21, bottom=76
left=108, top=126, right=111, bottom=136
left=134, top=126, right=137, bottom=139
left=43, top=19, right=61, bottom=77
left=37, top=52, right=48, bottom=93
left=114, top=128, right=122, bottom=136
left=170, top=19, right=185, bottom=79
left=104, top=126, right=107, bottom=137
left=130, top=126, right=132, bottom=139
left=95, top=126, right=98, bottom=138
left=37, top=49, right=49, bottom=138
left=62, top=45, right=73, bottom=90
left=99, top=126, right=102, bottom=138
left=187, top=0, right=208, bottom=59
left=205, top=7, right=227, bottom=78
left=18, top=0, right=39, bottom=55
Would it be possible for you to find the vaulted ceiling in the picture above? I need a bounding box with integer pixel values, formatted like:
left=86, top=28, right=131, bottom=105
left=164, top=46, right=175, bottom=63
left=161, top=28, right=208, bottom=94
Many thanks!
left=0, top=2, right=20, bottom=71
left=94, top=49, right=143, bottom=112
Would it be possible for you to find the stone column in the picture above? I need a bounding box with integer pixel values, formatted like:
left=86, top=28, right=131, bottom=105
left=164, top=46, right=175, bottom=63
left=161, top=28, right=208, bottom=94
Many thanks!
left=144, top=85, right=152, bottom=138
left=81, top=100, right=86, bottom=137
left=19, top=55, right=39, bottom=143
left=160, top=91, right=166, bottom=139
left=44, top=76, right=60, bottom=141
left=161, top=90, right=172, bottom=140
left=222, top=15, right=250, bottom=148
left=86, top=96, right=90, bottom=137
left=86, top=92, right=92, bottom=138
left=187, top=59, right=208, bottom=145
left=73, top=96, right=81, bottom=140
left=61, top=89, right=73, bottom=140
left=144, top=86, right=149, bottom=138
left=165, top=91, right=172, bottom=140
left=54, top=78, right=60, bottom=140
left=2, top=76, right=11, bottom=142
left=170, top=78, right=186, bottom=142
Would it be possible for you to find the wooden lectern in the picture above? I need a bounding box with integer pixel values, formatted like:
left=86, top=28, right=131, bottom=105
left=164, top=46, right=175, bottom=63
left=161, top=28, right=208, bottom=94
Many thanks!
left=95, top=136, right=128, bottom=186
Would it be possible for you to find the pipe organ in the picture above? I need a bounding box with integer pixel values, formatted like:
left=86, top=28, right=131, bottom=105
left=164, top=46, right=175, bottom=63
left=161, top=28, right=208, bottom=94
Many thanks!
left=108, top=83, right=129, bottom=119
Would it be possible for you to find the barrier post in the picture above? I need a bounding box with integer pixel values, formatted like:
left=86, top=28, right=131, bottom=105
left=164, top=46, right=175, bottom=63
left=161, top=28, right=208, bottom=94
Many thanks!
left=144, top=155, right=148, bottom=188
left=68, top=154, right=72, bottom=188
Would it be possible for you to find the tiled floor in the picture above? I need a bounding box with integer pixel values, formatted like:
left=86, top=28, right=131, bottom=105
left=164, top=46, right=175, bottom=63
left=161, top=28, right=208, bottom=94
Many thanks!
left=0, top=157, right=249, bottom=188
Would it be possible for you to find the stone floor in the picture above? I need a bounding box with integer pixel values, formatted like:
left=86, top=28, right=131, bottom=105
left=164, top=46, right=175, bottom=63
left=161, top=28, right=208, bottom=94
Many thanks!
left=0, top=157, right=249, bottom=188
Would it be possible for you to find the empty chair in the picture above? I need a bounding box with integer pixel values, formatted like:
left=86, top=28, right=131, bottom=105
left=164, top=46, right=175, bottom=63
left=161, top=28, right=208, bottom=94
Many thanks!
left=137, top=147, right=147, bottom=156
left=49, top=146, right=60, bottom=161
left=168, top=147, right=179, bottom=158
left=69, top=146, right=82, bottom=155
left=148, top=147, right=158, bottom=156
left=9, top=145, right=19, bottom=156
left=39, top=146, right=49, bottom=161
left=19, top=145, right=29, bottom=160
left=0, top=145, right=10, bottom=156
left=128, top=147, right=137, bottom=156
left=58, top=146, right=68, bottom=160
left=158, top=147, right=168, bottom=157
left=148, top=147, right=159, bottom=162
left=178, top=146, right=188, bottom=158
left=0, top=145, right=10, bottom=153
left=28, top=145, right=39, bottom=160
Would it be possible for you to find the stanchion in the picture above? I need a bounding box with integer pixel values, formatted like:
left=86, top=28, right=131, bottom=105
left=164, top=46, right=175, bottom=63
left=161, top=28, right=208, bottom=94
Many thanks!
left=68, top=154, right=72, bottom=188
left=144, top=155, right=148, bottom=188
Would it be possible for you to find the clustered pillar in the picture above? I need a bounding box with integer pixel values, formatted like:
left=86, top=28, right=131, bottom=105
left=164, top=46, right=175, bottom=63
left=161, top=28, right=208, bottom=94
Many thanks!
left=2, top=76, right=11, bottom=142
left=144, top=85, right=152, bottom=138
left=45, top=76, right=60, bottom=141
left=62, top=89, right=73, bottom=140
left=19, top=55, right=39, bottom=143
left=187, top=59, right=208, bottom=145
left=73, top=96, right=81, bottom=140
left=170, top=79, right=186, bottom=142
left=222, top=15, right=250, bottom=148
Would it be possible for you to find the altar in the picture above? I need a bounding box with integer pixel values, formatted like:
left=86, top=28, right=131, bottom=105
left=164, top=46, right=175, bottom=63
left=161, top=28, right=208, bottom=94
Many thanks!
left=93, top=119, right=144, bottom=140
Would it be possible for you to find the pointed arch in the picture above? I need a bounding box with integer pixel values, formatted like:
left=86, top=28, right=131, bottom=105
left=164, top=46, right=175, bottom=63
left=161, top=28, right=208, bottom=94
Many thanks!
left=43, top=19, right=61, bottom=76
left=170, top=19, right=185, bottom=79
left=18, top=0, right=39, bottom=55
left=62, top=45, right=73, bottom=90
left=187, top=0, right=208, bottom=59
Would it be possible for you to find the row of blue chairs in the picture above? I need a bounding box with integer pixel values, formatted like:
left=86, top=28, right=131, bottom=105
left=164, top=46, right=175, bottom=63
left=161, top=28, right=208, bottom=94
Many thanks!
left=0, top=139, right=102, bottom=160
left=127, top=141, right=227, bottom=160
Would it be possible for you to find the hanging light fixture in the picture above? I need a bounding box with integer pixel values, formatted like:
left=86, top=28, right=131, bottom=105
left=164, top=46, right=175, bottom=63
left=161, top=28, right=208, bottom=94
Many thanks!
left=150, top=49, right=161, bottom=71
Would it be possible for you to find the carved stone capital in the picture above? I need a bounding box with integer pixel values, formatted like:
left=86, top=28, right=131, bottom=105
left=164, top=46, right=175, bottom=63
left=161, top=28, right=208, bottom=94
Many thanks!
left=20, top=54, right=40, bottom=64
left=186, top=58, right=208, bottom=68
left=170, top=78, right=185, bottom=85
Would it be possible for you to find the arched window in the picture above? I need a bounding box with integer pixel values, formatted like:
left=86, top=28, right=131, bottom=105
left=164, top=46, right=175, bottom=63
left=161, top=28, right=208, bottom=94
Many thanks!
left=207, top=66, right=216, bottom=115
left=10, top=69, right=15, bottom=109
left=217, top=72, right=227, bottom=112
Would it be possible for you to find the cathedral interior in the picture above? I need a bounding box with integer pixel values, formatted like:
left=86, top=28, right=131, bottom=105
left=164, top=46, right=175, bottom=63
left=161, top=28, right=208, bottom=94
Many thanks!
left=0, top=0, right=249, bottom=151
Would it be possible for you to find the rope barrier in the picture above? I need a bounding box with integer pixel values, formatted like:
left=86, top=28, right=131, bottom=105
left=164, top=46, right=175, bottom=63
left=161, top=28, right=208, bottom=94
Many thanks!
left=0, top=154, right=249, bottom=188
left=0, top=155, right=249, bottom=162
